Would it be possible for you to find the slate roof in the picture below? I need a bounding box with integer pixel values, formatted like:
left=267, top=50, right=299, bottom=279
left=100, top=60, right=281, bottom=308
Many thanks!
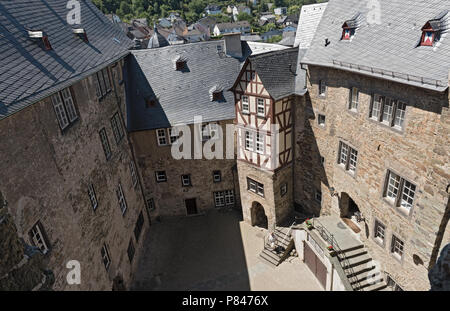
left=148, top=27, right=170, bottom=49
left=294, top=2, right=328, bottom=49
left=0, top=0, right=133, bottom=120
left=125, top=40, right=251, bottom=131
left=301, top=0, right=450, bottom=92
left=244, top=48, right=299, bottom=100
left=216, top=21, right=251, bottom=31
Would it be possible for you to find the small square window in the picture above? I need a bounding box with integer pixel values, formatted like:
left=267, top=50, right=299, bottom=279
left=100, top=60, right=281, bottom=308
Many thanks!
left=181, top=174, right=191, bottom=187
left=213, top=170, right=221, bottom=183
left=156, top=171, right=167, bottom=183
left=318, top=114, right=326, bottom=126
left=157, top=129, right=168, bottom=146
left=147, top=198, right=155, bottom=211
left=374, top=220, right=386, bottom=245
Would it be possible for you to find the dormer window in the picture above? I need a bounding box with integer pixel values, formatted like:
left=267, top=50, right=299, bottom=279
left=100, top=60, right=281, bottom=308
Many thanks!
left=173, top=55, right=187, bottom=70
left=419, top=11, right=448, bottom=47
left=212, top=90, right=222, bottom=101
left=28, top=30, right=52, bottom=50
left=73, top=28, right=88, bottom=43
left=341, top=13, right=361, bottom=41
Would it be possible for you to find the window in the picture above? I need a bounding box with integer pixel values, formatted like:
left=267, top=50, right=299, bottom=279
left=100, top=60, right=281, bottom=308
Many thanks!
left=155, top=171, right=167, bottom=183
left=116, top=183, right=127, bottom=215
left=319, top=80, right=326, bottom=97
left=421, top=31, right=435, bottom=46
left=99, top=128, right=112, bottom=161
left=390, top=235, right=404, bottom=259
left=110, top=112, right=124, bottom=144
left=318, top=114, right=326, bottom=126
left=370, top=94, right=407, bottom=130
left=94, top=68, right=112, bottom=99
left=146, top=198, right=155, bottom=212
left=338, top=142, right=358, bottom=173
left=281, top=183, right=287, bottom=196
left=349, top=87, right=359, bottom=111
left=176, top=60, right=186, bottom=70
left=342, top=28, right=355, bottom=40
left=213, top=170, right=221, bottom=183
left=156, top=129, right=168, bottom=146
left=386, top=275, right=403, bottom=291
left=245, top=131, right=253, bottom=151
left=374, top=220, right=385, bottom=245
left=320, top=156, right=325, bottom=166
left=247, top=178, right=264, bottom=197
left=101, top=244, right=111, bottom=270
left=256, top=132, right=264, bottom=154
left=212, top=91, right=222, bottom=101
left=315, top=190, right=322, bottom=203
left=214, top=191, right=225, bottom=207
left=127, top=239, right=135, bottom=263
left=29, top=222, right=50, bottom=254
left=224, top=190, right=234, bottom=205
left=130, top=161, right=138, bottom=188
left=394, top=102, right=406, bottom=129
left=88, top=183, right=98, bottom=211
left=257, top=98, right=265, bottom=117
left=181, top=174, right=191, bottom=187
left=384, top=170, right=416, bottom=214
left=51, top=88, right=78, bottom=130
left=134, top=211, right=145, bottom=242
left=168, top=127, right=179, bottom=144
left=242, top=96, right=249, bottom=114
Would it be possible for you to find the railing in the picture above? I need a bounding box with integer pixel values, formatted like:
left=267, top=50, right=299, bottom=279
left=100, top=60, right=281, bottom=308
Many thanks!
left=312, top=218, right=363, bottom=291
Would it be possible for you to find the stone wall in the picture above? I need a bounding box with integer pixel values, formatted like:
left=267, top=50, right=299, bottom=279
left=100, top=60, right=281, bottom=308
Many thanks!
left=0, top=60, right=148, bottom=290
left=294, top=65, right=450, bottom=290
left=129, top=120, right=240, bottom=219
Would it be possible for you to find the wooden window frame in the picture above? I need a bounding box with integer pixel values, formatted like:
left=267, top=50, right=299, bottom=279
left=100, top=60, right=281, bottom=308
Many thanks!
left=29, top=221, right=51, bottom=254
left=88, top=183, right=98, bottom=211
left=155, top=171, right=167, bottom=183
left=116, top=182, right=127, bottom=215
left=242, top=95, right=250, bottom=114
left=338, top=141, right=358, bottom=174
left=370, top=94, right=407, bottom=131
left=256, top=98, right=265, bottom=117
left=134, top=211, right=145, bottom=242
left=101, top=243, right=111, bottom=271
left=130, top=160, right=138, bottom=188
left=99, top=128, right=112, bottom=161
left=51, top=88, right=78, bottom=131
left=390, top=234, right=405, bottom=262
left=181, top=174, right=191, bottom=187
left=94, top=68, right=112, bottom=99
left=383, top=170, right=416, bottom=216
left=156, top=129, right=168, bottom=146
left=110, top=112, right=124, bottom=144
left=127, top=239, right=135, bottom=263
left=349, top=87, right=359, bottom=111
left=247, top=178, right=264, bottom=197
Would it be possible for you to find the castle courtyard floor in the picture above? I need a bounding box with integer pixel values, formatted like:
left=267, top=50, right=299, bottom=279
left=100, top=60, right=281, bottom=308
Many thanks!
left=131, top=208, right=323, bottom=291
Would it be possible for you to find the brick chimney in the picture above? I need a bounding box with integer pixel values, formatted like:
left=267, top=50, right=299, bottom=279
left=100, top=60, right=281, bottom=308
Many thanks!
left=223, top=32, right=242, bottom=58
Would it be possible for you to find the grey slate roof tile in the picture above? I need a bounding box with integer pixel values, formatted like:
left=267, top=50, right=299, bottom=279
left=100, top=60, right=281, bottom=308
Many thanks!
left=0, top=0, right=133, bottom=119
left=301, top=0, right=450, bottom=92
left=247, top=48, right=299, bottom=100
left=125, top=40, right=251, bottom=131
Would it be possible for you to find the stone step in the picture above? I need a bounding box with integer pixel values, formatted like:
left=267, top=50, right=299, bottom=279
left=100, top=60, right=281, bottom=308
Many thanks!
left=335, top=243, right=365, bottom=254
left=338, top=247, right=369, bottom=260
left=261, top=247, right=282, bottom=261
left=355, top=278, right=387, bottom=291
left=259, top=251, right=279, bottom=267
left=341, top=253, right=372, bottom=270
left=346, top=262, right=376, bottom=279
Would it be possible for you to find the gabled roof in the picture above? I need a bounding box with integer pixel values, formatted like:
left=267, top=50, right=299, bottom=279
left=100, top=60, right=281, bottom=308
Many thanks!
left=0, top=0, right=133, bottom=120
left=232, top=48, right=299, bottom=101
left=216, top=21, right=251, bottom=31
left=125, top=40, right=251, bottom=131
left=301, top=0, right=450, bottom=92
left=148, top=26, right=170, bottom=49
left=294, top=2, right=328, bottom=49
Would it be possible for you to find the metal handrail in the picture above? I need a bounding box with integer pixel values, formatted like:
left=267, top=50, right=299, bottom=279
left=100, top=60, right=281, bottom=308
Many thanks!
left=312, top=218, right=363, bottom=291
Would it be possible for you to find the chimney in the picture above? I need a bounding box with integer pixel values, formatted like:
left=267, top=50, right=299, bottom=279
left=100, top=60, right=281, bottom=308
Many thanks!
left=223, top=32, right=242, bottom=58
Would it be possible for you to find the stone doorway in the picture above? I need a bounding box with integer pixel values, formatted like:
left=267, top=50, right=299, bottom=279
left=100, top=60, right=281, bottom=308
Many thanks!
left=251, top=202, right=268, bottom=229
left=340, top=192, right=362, bottom=233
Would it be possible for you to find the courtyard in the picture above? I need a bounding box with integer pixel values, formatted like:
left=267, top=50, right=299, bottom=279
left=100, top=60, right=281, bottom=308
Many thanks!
left=131, top=208, right=323, bottom=291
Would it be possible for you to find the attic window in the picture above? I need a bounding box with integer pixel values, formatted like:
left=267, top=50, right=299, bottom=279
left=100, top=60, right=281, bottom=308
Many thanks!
left=73, top=28, right=88, bottom=43
left=212, top=90, right=222, bottom=101
left=173, top=55, right=187, bottom=70
left=341, top=13, right=361, bottom=41
left=28, top=30, right=52, bottom=50
left=145, top=97, right=156, bottom=108
left=419, top=11, right=448, bottom=47
left=176, top=60, right=186, bottom=70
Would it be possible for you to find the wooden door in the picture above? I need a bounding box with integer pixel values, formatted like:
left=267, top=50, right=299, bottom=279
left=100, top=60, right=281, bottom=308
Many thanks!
left=185, top=198, right=198, bottom=215
left=303, top=242, right=327, bottom=289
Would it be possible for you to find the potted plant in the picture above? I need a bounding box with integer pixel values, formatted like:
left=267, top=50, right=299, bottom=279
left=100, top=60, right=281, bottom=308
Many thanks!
left=305, top=219, right=314, bottom=230
left=327, top=245, right=336, bottom=256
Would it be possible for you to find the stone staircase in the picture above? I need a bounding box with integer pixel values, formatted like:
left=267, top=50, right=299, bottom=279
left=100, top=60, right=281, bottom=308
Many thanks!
left=258, top=226, right=296, bottom=267
left=337, top=244, right=388, bottom=291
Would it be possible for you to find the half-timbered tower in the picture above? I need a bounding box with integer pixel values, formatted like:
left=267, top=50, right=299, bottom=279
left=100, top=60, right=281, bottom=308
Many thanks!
left=232, top=48, right=299, bottom=230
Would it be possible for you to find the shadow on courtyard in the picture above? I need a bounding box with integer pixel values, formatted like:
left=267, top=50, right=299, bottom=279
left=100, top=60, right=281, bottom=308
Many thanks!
left=131, top=209, right=251, bottom=291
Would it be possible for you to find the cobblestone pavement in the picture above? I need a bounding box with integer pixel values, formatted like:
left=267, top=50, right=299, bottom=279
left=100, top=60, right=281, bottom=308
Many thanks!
left=131, top=209, right=323, bottom=291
